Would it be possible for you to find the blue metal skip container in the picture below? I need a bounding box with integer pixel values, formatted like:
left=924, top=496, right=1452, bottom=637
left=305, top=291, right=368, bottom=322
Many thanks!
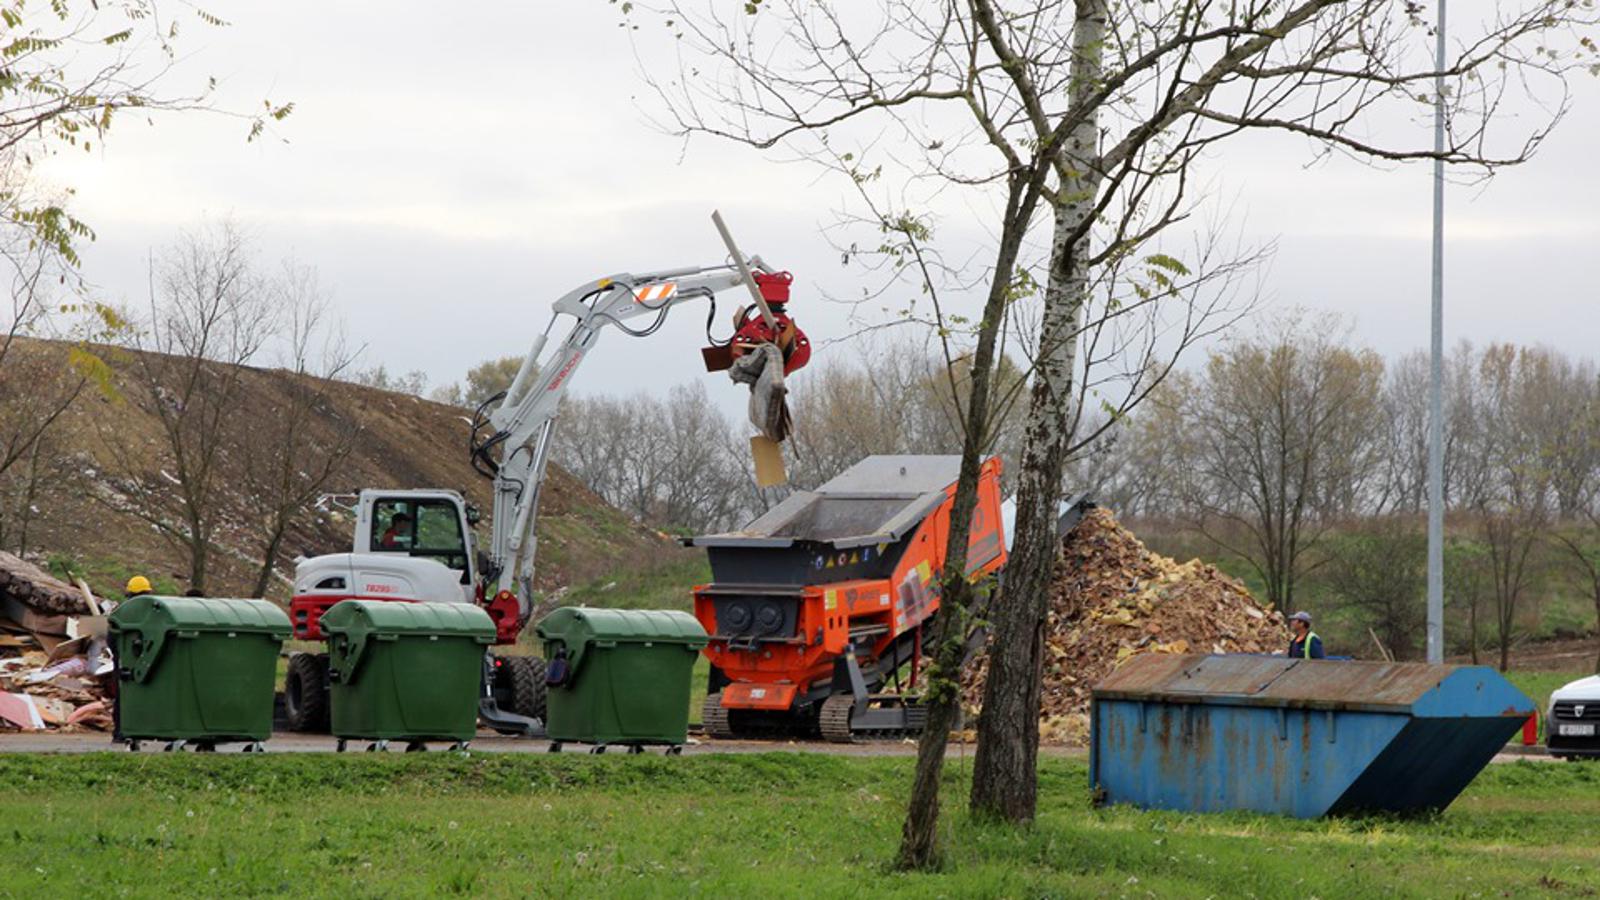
left=1090, top=654, right=1534, bottom=818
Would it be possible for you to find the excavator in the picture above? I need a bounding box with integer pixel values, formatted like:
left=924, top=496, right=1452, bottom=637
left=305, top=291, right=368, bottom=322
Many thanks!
left=282, top=214, right=809, bottom=734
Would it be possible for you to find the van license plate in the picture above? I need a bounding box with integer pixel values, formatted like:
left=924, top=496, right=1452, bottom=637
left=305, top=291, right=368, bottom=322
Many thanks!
left=1559, top=723, right=1596, bottom=737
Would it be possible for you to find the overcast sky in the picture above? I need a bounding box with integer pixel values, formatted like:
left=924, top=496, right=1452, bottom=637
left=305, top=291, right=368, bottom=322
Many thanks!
left=36, top=2, right=1600, bottom=417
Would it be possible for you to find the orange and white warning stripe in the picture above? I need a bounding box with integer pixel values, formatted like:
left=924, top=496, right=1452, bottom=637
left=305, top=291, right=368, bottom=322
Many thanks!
left=634, top=282, right=677, bottom=303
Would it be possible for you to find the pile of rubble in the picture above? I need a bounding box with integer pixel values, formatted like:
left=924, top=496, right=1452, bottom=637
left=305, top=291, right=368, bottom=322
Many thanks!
left=965, top=507, right=1287, bottom=745
left=0, top=552, right=115, bottom=733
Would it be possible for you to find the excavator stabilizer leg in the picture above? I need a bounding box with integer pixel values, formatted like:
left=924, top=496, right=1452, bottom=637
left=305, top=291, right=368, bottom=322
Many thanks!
left=479, top=653, right=544, bottom=737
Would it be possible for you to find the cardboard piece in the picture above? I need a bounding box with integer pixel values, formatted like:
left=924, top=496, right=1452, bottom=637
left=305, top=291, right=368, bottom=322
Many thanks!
left=701, top=344, right=734, bottom=372
left=75, top=616, right=108, bottom=639
left=32, top=696, right=74, bottom=726
left=0, top=596, right=66, bottom=636
left=45, top=638, right=91, bottom=664
left=0, top=691, right=44, bottom=730
left=750, top=435, right=788, bottom=488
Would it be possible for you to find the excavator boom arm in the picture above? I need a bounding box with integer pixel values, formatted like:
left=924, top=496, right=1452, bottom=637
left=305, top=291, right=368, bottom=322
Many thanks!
left=471, top=257, right=778, bottom=628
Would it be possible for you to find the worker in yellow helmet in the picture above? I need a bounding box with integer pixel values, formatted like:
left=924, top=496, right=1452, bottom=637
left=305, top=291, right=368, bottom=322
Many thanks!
left=125, top=575, right=153, bottom=598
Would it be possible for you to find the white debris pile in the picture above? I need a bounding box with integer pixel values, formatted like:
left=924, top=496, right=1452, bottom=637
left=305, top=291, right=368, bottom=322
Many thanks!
left=0, top=552, right=115, bottom=733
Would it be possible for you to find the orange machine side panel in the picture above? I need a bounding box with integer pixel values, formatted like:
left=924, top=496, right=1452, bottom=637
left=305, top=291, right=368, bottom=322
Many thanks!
left=721, top=682, right=799, bottom=711
left=966, top=456, right=1008, bottom=577
left=885, top=455, right=1007, bottom=635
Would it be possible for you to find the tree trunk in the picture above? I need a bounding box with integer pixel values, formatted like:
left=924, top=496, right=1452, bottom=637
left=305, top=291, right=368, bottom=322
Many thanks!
left=189, top=512, right=209, bottom=594
left=896, top=576, right=974, bottom=869
left=969, top=0, right=1103, bottom=825
left=253, top=520, right=288, bottom=599
left=896, top=168, right=1047, bottom=870
left=15, top=438, right=43, bottom=557
left=1592, top=582, right=1600, bottom=674
left=1468, top=597, right=1479, bottom=665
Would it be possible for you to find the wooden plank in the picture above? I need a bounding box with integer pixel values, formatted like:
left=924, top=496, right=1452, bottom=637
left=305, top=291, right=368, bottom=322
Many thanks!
left=750, top=435, right=788, bottom=488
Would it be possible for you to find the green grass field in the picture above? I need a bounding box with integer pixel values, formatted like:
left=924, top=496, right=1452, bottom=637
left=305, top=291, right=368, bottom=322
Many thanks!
left=1, top=753, right=1594, bottom=897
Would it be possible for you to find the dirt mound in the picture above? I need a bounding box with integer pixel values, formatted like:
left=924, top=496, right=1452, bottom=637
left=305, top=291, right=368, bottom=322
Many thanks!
left=0, top=337, right=671, bottom=600
left=966, top=507, right=1286, bottom=744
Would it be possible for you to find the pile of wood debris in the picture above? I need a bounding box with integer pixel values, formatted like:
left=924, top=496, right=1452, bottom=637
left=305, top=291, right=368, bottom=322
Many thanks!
left=0, top=552, right=114, bottom=733
left=964, top=507, right=1287, bottom=745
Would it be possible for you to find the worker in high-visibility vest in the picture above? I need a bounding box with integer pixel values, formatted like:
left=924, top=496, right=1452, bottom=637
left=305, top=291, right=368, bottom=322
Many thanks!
left=1287, top=611, right=1324, bottom=659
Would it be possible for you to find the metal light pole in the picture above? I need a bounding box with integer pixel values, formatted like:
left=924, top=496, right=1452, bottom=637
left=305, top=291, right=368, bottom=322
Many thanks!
left=1426, top=0, right=1447, bottom=664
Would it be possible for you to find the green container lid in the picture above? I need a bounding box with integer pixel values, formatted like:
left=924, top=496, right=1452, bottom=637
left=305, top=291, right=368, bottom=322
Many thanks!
left=320, top=600, right=497, bottom=640
left=110, top=596, right=291, bottom=684
left=321, top=600, right=495, bottom=685
left=110, top=595, right=292, bottom=635
left=536, top=607, right=707, bottom=646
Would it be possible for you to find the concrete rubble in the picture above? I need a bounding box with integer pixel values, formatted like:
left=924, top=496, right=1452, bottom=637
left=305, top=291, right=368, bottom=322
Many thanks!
left=964, top=507, right=1288, bottom=745
left=0, top=551, right=115, bottom=733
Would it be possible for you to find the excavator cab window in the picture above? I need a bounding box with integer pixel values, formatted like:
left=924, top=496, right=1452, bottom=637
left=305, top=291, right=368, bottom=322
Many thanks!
left=371, top=499, right=469, bottom=573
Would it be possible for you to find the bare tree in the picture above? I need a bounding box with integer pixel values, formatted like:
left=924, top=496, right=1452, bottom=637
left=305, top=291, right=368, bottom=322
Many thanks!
left=554, top=394, right=636, bottom=511
left=243, top=263, right=361, bottom=597
left=554, top=384, right=748, bottom=533
left=0, top=244, right=88, bottom=486
left=632, top=0, right=1596, bottom=856
left=1323, top=517, right=1427, bottom=659
left=1549, top=368, right=1600, bottom=672
left=1552, top=520, right=1600, bottom=674
left=784, top=340, right=1029, bottom=488
left=0, top=428, right=90, bottom=557
left=104, top=222, right=277, bottom=593
left=1472, top=344, right=1555, bottom=671
left=1444, top=537, right=1494, bottom=665
left=1170, top=312, right=1386, bottom=607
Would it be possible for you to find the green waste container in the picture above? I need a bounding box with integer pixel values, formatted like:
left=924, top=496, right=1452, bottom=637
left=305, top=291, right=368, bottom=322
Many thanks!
left=321, top=600, right=495, bottom=750
left=110, top=596, right=290, bottom=751
left=537, top=608, right=708, bottom=751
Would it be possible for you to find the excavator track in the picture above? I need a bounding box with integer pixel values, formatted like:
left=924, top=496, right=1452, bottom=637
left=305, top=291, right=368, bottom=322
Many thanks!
left=820, top=693, right=929, bottom=743
left=701, top=692, right=734, bottom=740
left=819, top=693, right=857, bottom=743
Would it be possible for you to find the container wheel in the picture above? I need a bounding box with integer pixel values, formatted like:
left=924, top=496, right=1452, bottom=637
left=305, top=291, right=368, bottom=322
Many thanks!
left=819, top=694, right=857, bottom=743
left=284, top=652, right=331, bottom=732
left=701, top=692, right=733, bottom=739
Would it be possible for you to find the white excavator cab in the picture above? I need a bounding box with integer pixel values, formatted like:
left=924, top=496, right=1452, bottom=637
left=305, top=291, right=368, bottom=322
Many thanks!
left=290, top=490, right=478, bottom=641
left=351, top=489, right=478, bottom=595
